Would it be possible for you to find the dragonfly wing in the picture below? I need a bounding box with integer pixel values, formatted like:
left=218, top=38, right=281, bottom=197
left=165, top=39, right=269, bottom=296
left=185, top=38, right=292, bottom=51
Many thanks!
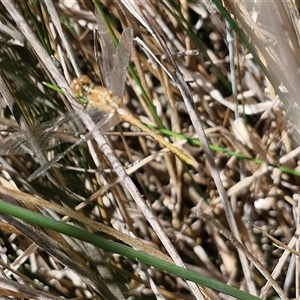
left=0, top=108, right=111, bottom=155
left=0, top=131, right=34, bottom=155
left=0, top=120, right=73, bottom=155
left=29, top=112, right=85, bottom=150
left=111, top=27, right=133, bottom=98
left=0, top=122, right=76, bottom=155
left=31, top=108, right=111, bottom=149
left=95, top=9, right=133, bottom=97
left=95, top=8, right=116, bottom=89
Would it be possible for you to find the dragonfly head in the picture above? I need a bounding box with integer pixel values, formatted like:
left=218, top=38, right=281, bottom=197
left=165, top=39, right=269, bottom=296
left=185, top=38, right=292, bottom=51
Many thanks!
left=70, top=75, right=93, bottom=98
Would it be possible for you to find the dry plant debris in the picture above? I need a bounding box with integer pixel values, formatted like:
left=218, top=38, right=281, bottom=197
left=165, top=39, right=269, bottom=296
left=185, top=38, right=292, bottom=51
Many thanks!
left=0, top=1, right=299, bottom=299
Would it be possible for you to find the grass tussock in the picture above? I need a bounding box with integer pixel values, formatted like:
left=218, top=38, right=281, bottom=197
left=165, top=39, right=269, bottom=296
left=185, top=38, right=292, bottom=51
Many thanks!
left=0, top=1, right=299, bottom=299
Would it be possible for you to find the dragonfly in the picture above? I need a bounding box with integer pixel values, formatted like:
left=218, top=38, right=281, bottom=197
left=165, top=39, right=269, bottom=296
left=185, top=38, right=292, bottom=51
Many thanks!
left=0, top=13, right=197, bottom=180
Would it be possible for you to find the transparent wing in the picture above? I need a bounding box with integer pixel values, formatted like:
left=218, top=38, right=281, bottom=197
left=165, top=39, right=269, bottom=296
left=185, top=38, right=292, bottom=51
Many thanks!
left=0, top=108, right=109, bottom=155
left=111, top=27, right=133, bottom=98
left=0, top=131, right=35, bottom=155
left=95, top=9, right=133, bottom=97
left=95, top=9, right=115, bottom=88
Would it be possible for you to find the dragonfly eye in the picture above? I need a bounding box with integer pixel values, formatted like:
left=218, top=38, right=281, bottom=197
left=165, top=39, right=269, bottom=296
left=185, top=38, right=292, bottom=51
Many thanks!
left=70, top=75, right=93, bottom=97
